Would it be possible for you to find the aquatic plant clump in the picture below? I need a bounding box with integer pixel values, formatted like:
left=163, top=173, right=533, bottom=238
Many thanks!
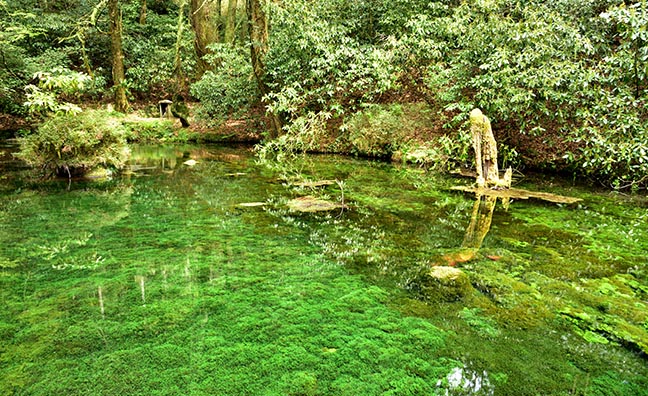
left=16, top=109, right=130, bottom=177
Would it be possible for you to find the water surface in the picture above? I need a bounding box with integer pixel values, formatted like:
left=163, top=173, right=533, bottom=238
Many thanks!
left=1, top=143, right=647, bottom=395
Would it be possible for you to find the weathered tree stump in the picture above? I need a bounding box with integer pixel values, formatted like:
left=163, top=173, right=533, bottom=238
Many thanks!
left=470, top=108, right=512, bottom=189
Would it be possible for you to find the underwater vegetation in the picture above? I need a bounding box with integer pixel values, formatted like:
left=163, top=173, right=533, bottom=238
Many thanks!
left=1, top=145, right=647, bottom=395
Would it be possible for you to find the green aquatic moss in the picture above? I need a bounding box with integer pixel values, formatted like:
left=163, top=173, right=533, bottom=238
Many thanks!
left=458, top=307, right=500, bottom=338
left=1, top=144, right=647, bottom=395
left=0, top=159, right=454, bottom=395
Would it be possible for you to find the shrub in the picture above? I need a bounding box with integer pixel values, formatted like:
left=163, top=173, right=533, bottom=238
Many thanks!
left=399, top=0, right=648, bottom=188
left=190, top=44, right=260, bottom=122
left=122, top=117, right=175, bottom=142
left=23, top=67, right=93, bottom=117
left=264, top=1, right=401, bottom=121
left=344, top=104, right=409, bottom=158
left=15, top=110, right=130, bottom=177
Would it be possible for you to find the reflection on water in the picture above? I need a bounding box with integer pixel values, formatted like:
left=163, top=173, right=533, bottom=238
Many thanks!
left=441, top=194, right=500, bottom=266
left=438, top=366, right=494, bottom=396
left=462, top=195, right=498, bottom=251
left=1, top=144, right=647, bottom=395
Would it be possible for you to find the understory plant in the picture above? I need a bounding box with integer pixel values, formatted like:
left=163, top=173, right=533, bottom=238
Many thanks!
left=23, top=67, right=92, bottom=117
left=190, top=43, right=260, bottom=123
left=15, top=109, right=130, bottom=178
left=405, top=0, right=648, bottom=188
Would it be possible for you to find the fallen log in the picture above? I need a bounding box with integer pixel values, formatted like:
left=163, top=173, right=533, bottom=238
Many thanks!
left=450, top=185, right=582, bottom=204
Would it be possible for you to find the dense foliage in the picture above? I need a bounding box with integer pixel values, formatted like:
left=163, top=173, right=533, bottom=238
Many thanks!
left=415, top=0, right=648, bottom=188
left=2, top=0, right=648, bottom=188
left=16, top=110, right=130, bottom=176
left=190, top=43, right=259, bottom=121
left=195, top=0, right=648, bottom=188
left=0, top=0, right=190, bottom=113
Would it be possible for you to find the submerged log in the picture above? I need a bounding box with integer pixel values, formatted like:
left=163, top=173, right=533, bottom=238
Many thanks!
left=237, top=202, right=267, bottom=208
left=450, top=186, right=582, bottom=204
left=290, top=180, right=337, bottom=188
left=287, top=196, right=345, bottom=212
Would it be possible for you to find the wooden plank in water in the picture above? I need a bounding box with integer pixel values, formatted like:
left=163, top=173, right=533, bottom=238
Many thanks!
left=450, top=186, right=582, bottom=204
left=290, top=180, right=337, bottom=188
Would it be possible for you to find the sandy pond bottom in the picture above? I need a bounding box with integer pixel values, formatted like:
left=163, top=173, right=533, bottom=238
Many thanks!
left=0, top=144, right=647, bottom=395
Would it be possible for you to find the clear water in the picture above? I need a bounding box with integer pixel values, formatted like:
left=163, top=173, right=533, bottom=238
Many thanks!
left=1, top=143, right=646, bottom=395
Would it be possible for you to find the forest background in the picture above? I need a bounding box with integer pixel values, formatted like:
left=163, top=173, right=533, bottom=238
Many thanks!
left=2, top=0, right=648, bottom=190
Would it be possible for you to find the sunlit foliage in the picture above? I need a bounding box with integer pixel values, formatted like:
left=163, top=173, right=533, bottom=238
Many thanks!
left=16, top=109, right=130, bottom=177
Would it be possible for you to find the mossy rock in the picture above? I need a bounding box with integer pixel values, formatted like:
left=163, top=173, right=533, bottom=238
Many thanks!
left=410, top=266, right=474, bottom=302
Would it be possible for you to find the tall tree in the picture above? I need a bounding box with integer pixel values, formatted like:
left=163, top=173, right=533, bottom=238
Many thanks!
left=247, top=0, right=266, bottom=92
left=173, top=0, right=187, bottom=90
left=224, top=0, right=237, bottom=44
left=108, top=0, right=129, bottom=112
left=190, top=0, right=221, bottom=76
left=139, top=0, right=146, bottom=24
left=247, top=0, right=281, bottom=136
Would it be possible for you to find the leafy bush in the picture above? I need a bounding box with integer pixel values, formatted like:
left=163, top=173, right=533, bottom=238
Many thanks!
left=122, top=117, right=175, bottom=142
left=344, top=104, right=411, bottom=158
left=397, top=0, right=648, bottom=188
left=255, top=111, right=333, bottom=161
left=265, top=1, right=401, bottom=121
left=23, top=67, right=92, bottom=116
left=190, top=44, right=259, bottom=122
left=23, top=48, right=71, bottom=77
left=15, top=110, right=130, bottom=177
left=123, top=10, right=196, bottom=99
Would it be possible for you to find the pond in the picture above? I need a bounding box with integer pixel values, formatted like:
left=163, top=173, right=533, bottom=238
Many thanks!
left=1, top=143, right=647, bottom=395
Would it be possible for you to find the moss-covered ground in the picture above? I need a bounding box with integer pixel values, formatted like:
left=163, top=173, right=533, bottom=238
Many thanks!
left=1, top=145, right=647, bottom=395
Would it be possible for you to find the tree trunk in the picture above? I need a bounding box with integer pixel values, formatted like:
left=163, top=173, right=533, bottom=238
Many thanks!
left=247, top=0, right=281, bottom=136
left=174, top=0, right=187, bottom=92
left=247, top=0, right=268, bottom=94
left=109, top=0, right=129, bottom=113
left=190, top=0, right=222, bottom=77
left=139, top=0, right=147, bottom=25
left=238, top=9, right=248, bottom=43
left=224, top=0, right=238, bottom=44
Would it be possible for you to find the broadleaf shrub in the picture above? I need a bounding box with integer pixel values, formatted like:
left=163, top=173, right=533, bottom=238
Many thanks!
left=16, top=110, right=130, bottom=177
left=400, top=0, right=648, bottom=188
left=190, top=44, right=260, bottom=122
